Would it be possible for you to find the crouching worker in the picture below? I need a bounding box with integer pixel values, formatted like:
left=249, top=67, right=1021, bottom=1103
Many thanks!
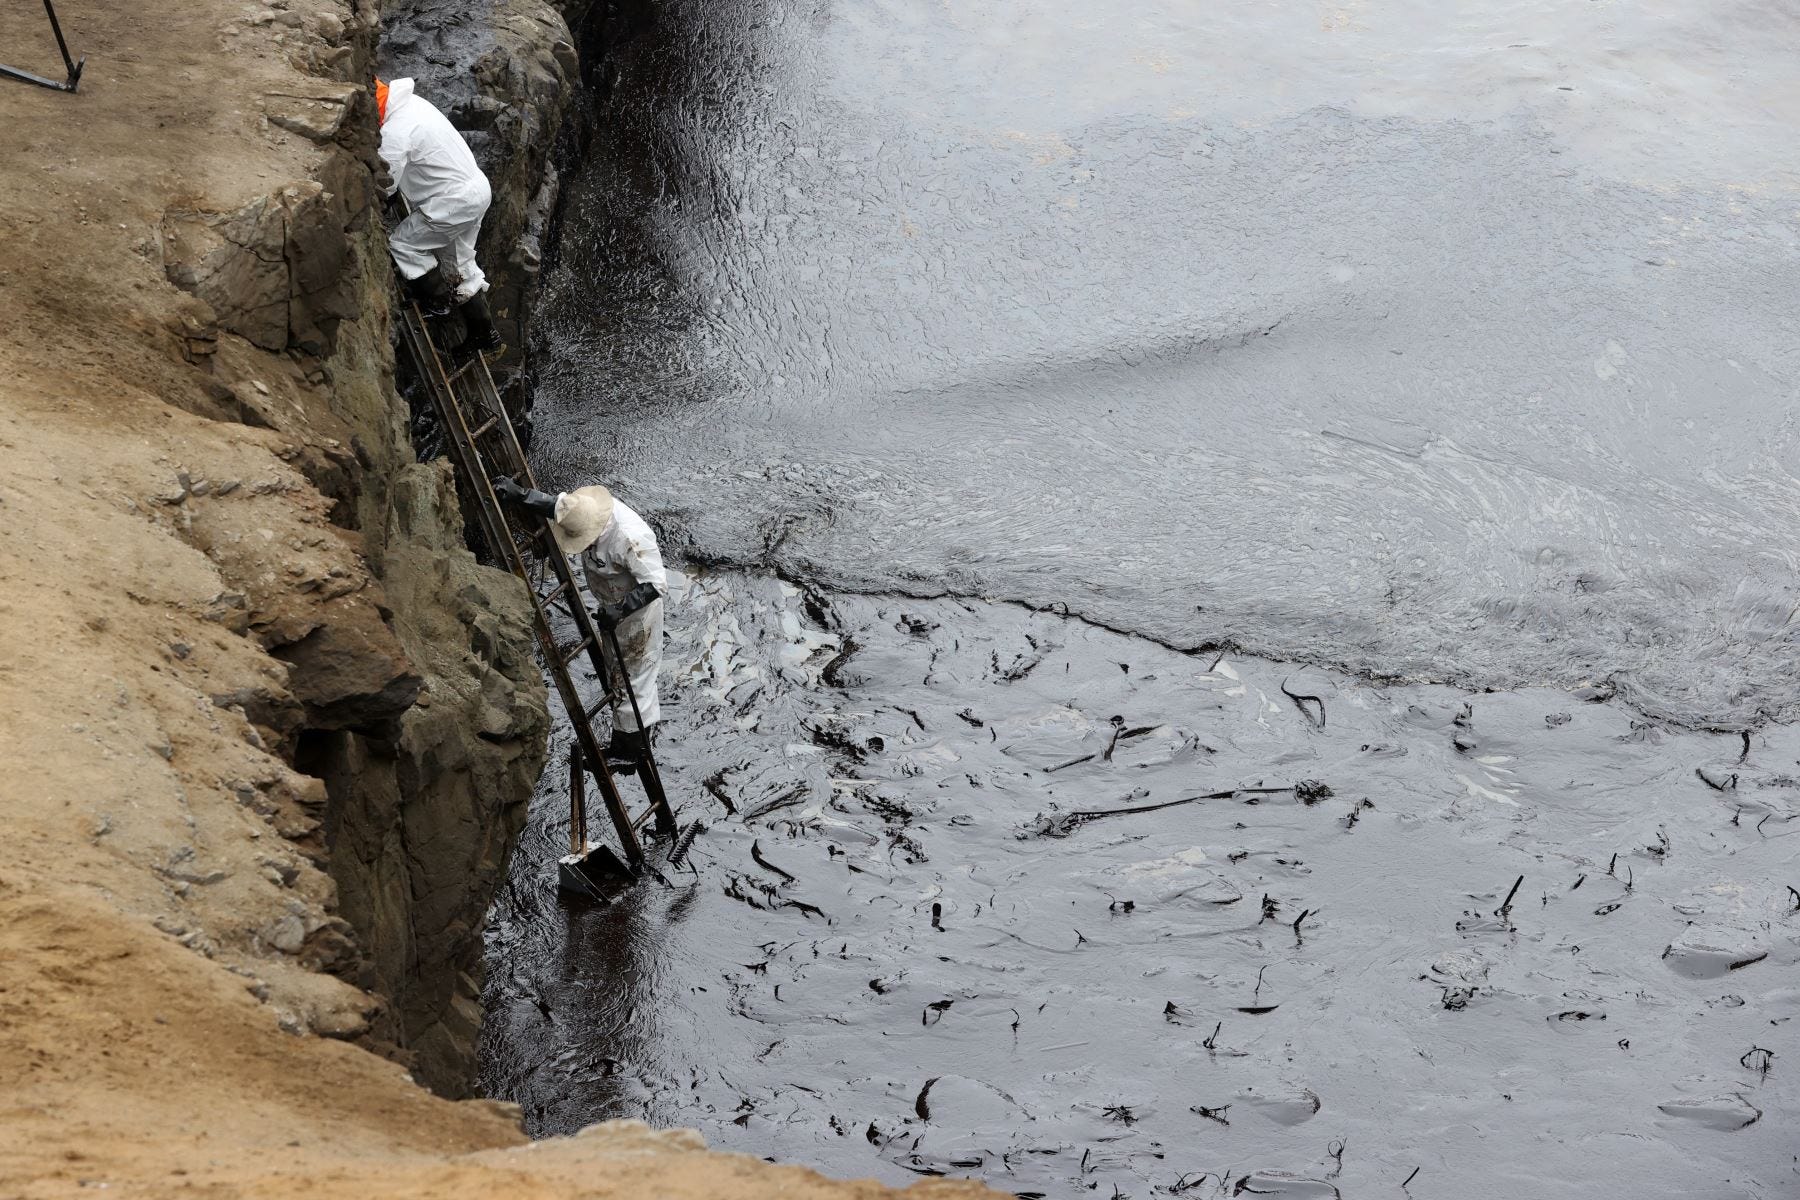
left=493, top=476, right=666, bottom=771
left=374, top=76, right=501, bottom=358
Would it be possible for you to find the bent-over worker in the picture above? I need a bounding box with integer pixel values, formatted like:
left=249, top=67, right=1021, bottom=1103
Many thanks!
left=494, top=476, right=666, bottom=769
left=374, top=76, right=501, bottom=358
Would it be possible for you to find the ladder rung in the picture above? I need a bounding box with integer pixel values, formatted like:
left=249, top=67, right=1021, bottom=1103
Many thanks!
left=583, top=694, right=610, bottom=724
left=632, top=803, right=663, bottom=832
left=547, top=595, right=583, bottom=626
left=539, top=578, right=573, bottom=606
left=444, top=356, right=484, bottom=386
left=558, top=635, right=596, bottom=667
left=470, top=414, right=499, bottom=439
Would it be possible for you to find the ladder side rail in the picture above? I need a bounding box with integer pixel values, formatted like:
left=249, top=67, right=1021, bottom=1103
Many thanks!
left=443, top=403, right=645, bottom=865
left=568, top=742, right=587, bottom=855
left=529, top=538, right=650, bottom=856
left=475, top=388, right=674, bottom=837
left=398, top=300, right=646, bottom=863
left=478, top=366, right=539, bottom=488
left=464, top=382, right=525, bottom=475
left=575, top=564, right=675, bottom=837
left=434, top=328, right=675, bottom=835
left=600, top=622, right=678, bottom=837
left=399, top=310, right=511, bottom=556
left=464, top=417, right=548, bottom=583
left=542, top=631, right=643, bottom=862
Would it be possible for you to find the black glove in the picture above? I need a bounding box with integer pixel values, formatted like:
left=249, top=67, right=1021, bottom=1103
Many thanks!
left=595, top=583, right=661, bottom=630
left=372, top=163, right=395, bottom=196
left=492, top=476, right=558, bottom=518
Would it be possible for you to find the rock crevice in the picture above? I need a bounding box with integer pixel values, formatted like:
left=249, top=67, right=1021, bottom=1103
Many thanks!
left=150, top=0, right=578, bottom=1094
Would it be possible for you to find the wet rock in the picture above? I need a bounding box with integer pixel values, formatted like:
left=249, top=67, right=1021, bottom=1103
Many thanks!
left=269, top=613, right=422, bottom=732
left=1547, top=1009, right=1608, bottom=1024
left=904, top=1076, right=1026, bottom=1175
left=1107, top=724, right=1207, bottom=769
left=996, top=705, right=1106, bottom=768
left=1236, top=1087, right=1321, bottom=1126
left=1656, top=1094, right=1761, bottom=1131
left=1293, top=778, right=1333, bottom=805
left=1232, top=1170, right=1340, bottom=1197
left=912, top=1075, right=1023, bottom=1127
left=1113, top=848, right=1243, bottom=906
left=1662, top=936, right=1767, bottom=979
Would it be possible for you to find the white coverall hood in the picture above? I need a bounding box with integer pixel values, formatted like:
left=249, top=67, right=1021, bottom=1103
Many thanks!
left=380, top=76, right=416, bottom=120
left=377, top=77, right=485, bottom=215
left=378, top=76, right=493, bottom=299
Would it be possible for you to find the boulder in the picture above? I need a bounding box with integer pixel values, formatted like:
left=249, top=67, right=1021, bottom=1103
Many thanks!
left=161, top=178, right=363, bottom=357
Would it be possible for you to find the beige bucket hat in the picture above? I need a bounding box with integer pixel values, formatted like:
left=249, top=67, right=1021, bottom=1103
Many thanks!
left=550, top=485, right=614, bottom=555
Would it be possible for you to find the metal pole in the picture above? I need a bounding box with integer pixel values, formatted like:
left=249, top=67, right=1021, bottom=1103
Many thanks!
left=43, top=1, right=77, bottom=77
left=0, top=1, right=85, bottom=92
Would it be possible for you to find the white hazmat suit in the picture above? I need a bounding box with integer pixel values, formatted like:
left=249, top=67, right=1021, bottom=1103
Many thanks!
left=556, top=491, right=667, bottom=732
left=377, top=77, right=492, bottom=301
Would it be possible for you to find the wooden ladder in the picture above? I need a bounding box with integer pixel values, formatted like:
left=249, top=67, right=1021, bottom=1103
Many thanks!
left=393, top=294, right=676, bottom=889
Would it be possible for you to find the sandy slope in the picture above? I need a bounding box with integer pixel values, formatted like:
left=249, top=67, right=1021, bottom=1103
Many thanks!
left=0, top=2, right=993, bottom=1195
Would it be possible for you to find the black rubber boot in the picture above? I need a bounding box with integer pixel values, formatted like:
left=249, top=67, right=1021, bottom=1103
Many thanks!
left=404, top=266, right=454, bottom=317
left=606, top=728, right=645, bottom=775
left=453, top=291, right=503, bottom=359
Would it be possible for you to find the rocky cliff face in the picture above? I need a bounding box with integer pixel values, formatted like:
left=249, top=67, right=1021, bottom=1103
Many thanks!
left=381, top=0, right=599, bottom=404
left=150, top=0, right=576, bottom=1094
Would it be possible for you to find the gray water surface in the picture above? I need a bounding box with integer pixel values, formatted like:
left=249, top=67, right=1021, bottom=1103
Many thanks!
left=527, top=0, right=1800, bottom=726
left=486, top=1, right=1800, bottom=1193
left=483, top=573, right=1800, bottom=1196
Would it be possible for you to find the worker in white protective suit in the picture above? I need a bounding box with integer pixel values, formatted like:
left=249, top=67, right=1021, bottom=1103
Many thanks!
left=374, top=77, right=501, bottom=358
left=492, top=475, right=667, bottom=770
